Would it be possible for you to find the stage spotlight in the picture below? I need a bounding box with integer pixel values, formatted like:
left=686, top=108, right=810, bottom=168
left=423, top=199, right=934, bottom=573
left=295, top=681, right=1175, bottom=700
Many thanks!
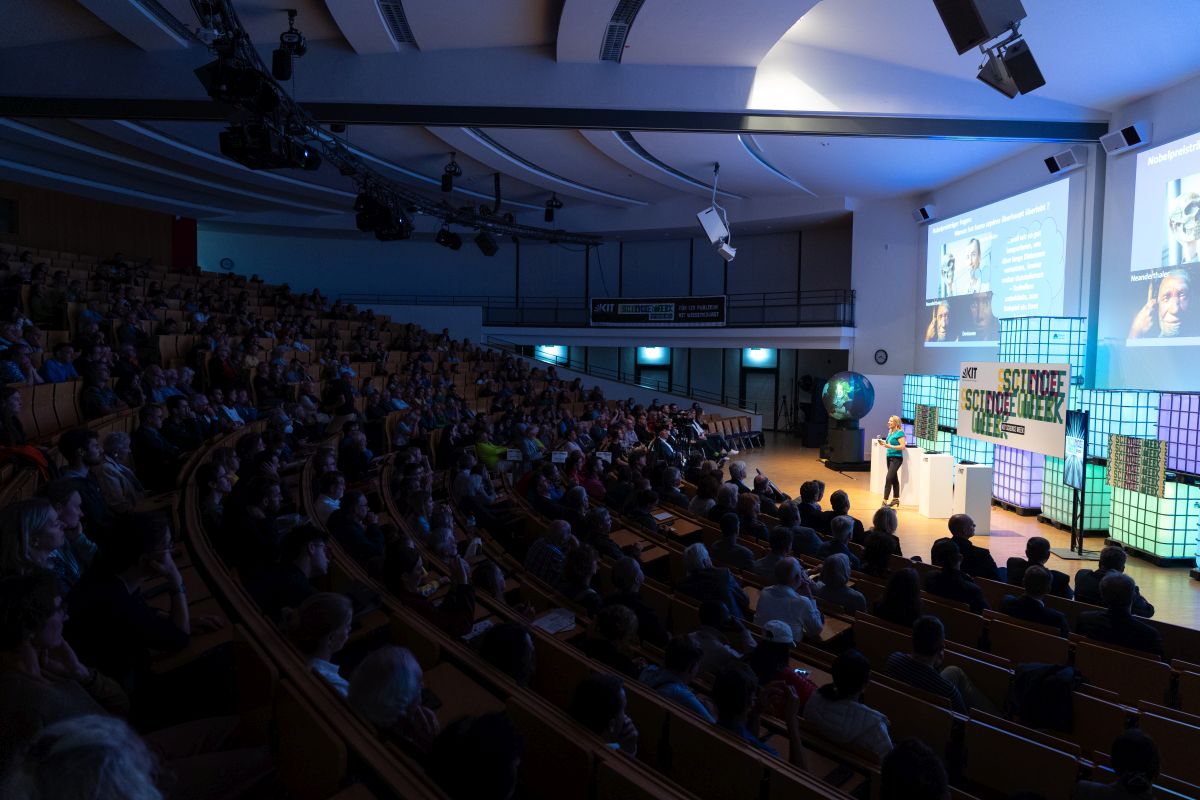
left=1001, top=39, right=1044, bottom=95
left=300, top=145, right=321, bottom=171
left=436, top=226, right=463, bottom=250
left=977, top=51, right=1018, bottom=98
left=475, top=231, right=499, bottom=257
left=544, top=193, right=563, bottom=223
left=272, top=9, right=306, bottom=81
left=441, top=153, right=462, bottom=193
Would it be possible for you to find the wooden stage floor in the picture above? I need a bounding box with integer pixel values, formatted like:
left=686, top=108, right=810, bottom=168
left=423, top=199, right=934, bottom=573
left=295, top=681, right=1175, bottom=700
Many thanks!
left=747, top=433, right=1200, bottom=630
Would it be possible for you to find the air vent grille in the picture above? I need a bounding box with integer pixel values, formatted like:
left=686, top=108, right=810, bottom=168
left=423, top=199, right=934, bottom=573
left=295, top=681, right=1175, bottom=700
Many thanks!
left=377, top=0, right=418, bottom=46
left=599, top=0, right=645, bottom=62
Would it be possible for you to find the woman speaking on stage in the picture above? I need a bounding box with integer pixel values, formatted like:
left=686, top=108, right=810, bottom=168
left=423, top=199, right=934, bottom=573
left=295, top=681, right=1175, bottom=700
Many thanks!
left=877, top=416, right=905, bottom=508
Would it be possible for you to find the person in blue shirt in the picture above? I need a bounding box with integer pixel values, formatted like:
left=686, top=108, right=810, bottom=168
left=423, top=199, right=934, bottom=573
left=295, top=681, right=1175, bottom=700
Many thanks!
left=640, top=635, right=715, bottom=722
left=877, top=415, right=906, bottom=508
left=712, top=660, right=806, bottom=768
left=39, top=342, right=79, bottom=383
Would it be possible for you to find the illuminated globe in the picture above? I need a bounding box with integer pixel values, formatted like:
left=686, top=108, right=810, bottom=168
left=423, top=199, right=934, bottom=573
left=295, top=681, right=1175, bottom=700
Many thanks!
left=821, top=371, right=875, bottom=424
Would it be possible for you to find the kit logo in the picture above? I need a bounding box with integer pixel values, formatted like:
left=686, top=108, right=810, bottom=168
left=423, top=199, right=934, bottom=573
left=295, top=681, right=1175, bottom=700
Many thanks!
left=961, top=366, right=978, bottom=379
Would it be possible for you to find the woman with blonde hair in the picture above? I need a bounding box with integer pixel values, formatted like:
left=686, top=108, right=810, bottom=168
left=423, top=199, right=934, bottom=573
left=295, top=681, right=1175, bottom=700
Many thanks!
left=875, top=416, right=905, bottom=508
left=282, top=592, right=354, bottom=695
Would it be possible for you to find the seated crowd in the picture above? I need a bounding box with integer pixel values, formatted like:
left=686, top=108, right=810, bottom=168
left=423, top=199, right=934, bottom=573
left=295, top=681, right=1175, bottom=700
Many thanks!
left=0, top=249, right=1178, bottom=800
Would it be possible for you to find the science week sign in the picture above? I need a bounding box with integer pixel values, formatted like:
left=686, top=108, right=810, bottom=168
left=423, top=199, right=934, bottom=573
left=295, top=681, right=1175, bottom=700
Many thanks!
left=958, top=362, right=1071, bottom=458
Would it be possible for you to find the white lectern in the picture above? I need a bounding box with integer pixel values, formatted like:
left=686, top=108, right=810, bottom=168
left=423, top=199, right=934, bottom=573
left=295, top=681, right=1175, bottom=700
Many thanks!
left=869, top=440, right=923, bottom=506
left=953, top=463, right=993, bottom=534
left=918, top=453, right=955, bottom=519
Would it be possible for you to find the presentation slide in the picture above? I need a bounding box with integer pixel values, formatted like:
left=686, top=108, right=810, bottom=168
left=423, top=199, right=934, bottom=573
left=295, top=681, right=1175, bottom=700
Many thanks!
left=1127, top=129, right=1200, bottom=345
left=923, top=179, right=1069, bottom=348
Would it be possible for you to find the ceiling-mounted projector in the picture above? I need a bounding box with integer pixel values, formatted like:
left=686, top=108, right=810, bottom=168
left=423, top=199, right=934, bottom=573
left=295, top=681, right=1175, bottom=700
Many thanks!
left=697, top=206, right=729, bottom=245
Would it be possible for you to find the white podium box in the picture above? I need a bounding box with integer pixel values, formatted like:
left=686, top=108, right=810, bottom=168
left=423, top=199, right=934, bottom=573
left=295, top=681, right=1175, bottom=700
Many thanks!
left=918, top=454, right=955, bottom=519
left=870, top=440, right=923, bottom=506
left=953, top=464, right=994, bottom=534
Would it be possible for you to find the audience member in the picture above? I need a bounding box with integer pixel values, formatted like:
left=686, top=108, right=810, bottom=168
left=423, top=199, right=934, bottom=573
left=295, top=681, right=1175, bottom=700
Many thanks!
left=924, top=537, right=988, bottom=614
left=880, top=738, right=949, bottom=800
left=426, top=713, right=523, bottom=800
left=691, top=600, right=755, bottom=674
left=327, top=490, right=386, bottom=572
left=1000, top=565, right=1070, bottom=637
left=711, top=512, right=754, bottom=570
left=885, top=615, right=993, bottom=713
left=602, top=557, right=669, bottom=647
left=94, top=432, right=144, bottom=515
left=1076, top=573, right=1164, bottom=657
left=640, top=634, right=714, bottom=722
left=754, top=557, right=823, bottom=642
left=711, top=660, right=805, bottom=767
left=752, top=525, right=792, bottom=581
left=282, top=592, right=353, bottom=695
left=244, top=524, right=327, bottom=622
left=1073, top=729, right=1159, bottom=799
left=579, top=604, right=643, bottom=678
left=814, top=553, right=867, bottom=614
left=1006, top=536, right=1073, bottom=599
left=871, top=568, right=923, bottom=628
left=42, top=481, right=97, bottom=591
left=569, top=673, right=638, bottom=757
left=524, top=519, right=575, bottom=588
left=745, top=621, right=817, bottom=714
left=348, top=646, right=440, bottom=755
left=57, top=429, right=114, bottom=539
left=817, top=515, right=862, bottom=570
left=735, top=492, right=769, bottom=541
left=797, top=480, right=824, bottom=529
left=313, top=471, right=345, bottom=527
left=775, top=500, right=822, bottom=557
left=1075, top=545, right=1154, bottom=618
left=819, top=490, right=865, bottom=542
left=679, top=543, right=752, bottom=620
left=947, top=514, right=1001, bottom=581
left=557, top=543, right=601, bottom=616
left=383, top=542, right=475, bottom=637
left=0, top=498, right=65, bottom=578
left=478, top=623, right=536, bottom=688
left=803, top=649, right=892, bottom=759
left=131, top=405, right=180, bottom=492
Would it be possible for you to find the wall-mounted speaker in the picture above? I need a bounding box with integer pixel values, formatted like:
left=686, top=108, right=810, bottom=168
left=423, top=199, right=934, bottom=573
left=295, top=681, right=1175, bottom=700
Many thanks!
left=1100, top=123, right=1151, bottom=156
left=912, top=205, right=936, bottom=223
left=931, top=0, right=1028, bottom=54
left=1044, top=145, right=1087, bottom=175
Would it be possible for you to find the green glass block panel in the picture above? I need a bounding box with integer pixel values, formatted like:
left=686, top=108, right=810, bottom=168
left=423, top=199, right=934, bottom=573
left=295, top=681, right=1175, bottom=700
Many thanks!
left=1108, top=483, right=1200, bottom=561
left=1042, top=457, right=1110, bottom=531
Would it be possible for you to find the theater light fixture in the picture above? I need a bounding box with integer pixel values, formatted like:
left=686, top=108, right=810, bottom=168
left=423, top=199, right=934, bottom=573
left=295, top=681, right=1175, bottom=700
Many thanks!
left=436, top=226, right=463, bottom=250
left=271, top=9, right=306, bottom=81
left=974, top=25, right=1043, bottom=98
left=440, top=153, right=462, bottom=193
left=475, top=231, right=499, bottom=257
left=697, top=163, right=735, bottom=262
left=544, top=193, right=563, bottom=223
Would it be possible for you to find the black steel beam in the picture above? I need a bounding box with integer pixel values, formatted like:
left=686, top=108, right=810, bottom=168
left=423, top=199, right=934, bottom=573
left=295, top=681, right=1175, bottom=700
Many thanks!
left=0, top=97, right=1109, bottom=142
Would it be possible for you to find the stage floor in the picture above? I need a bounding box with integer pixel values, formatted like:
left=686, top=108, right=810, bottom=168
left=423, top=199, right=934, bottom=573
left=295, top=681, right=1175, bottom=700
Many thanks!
left=748, top=433, right=1200, bottom=630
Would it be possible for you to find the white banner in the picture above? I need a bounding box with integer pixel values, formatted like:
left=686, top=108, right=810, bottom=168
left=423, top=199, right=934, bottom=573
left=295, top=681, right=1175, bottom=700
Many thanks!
left=958, top=362, right=1071, bottom=458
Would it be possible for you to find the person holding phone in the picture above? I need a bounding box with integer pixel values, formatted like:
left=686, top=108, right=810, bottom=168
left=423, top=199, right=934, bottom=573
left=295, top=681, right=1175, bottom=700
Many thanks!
left=876, top=416, right=905, bottom=508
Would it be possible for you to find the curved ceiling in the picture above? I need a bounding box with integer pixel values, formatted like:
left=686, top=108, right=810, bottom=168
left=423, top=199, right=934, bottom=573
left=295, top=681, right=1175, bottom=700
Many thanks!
left=0, top=0, right=1196, bottom=237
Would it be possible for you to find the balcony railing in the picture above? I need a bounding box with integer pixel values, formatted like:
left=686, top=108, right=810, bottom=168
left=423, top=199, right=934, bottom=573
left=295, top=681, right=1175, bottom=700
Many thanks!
left=340, top=289, right=854, bottom=328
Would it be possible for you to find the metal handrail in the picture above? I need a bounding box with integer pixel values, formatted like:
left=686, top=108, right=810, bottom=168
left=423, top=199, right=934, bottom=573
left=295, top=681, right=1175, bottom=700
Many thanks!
left=339, top=289, right=854, bottom=328
left=484, top=336, right=759, bottom=414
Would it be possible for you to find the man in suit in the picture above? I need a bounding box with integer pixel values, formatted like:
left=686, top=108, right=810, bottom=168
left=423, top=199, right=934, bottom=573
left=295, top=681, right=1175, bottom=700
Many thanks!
left=131, top=403, right=182, bottom=493
left=653, top=426, right=678, bottom=465
left=1075, top=545, right=1154, bottom=618
left=947, top=514, right=1001, bottom=582
left=1076, top=573, right=1163, bottom=658
left=726, top=460, right=753, bottom=494
left=1000, top=565, right=1069, bottom=637
left=658, top=467, right=690, bottom=509
left=750, top=474, right=780, bottom=518
left=797, top=480, right=824, bottom=530
left=819, top=490, right=865, bottom=541
left=924, top=537, right=989, bottom=614
left=1006, top=536, right=1073, bottom=599
left=774, top=501, right=822, bottom=558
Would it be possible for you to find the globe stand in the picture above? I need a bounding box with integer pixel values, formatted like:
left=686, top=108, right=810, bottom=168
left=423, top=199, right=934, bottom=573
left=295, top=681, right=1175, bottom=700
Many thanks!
left=819, top=371, right=874, bottom=473
left=822, top=421, right=870, bottom=472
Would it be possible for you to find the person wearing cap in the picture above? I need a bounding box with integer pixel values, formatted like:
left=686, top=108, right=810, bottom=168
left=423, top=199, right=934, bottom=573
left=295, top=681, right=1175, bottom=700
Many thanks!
left=754, top=557, right=823, bottom=642
left=747, top=620, right=817, bottom=714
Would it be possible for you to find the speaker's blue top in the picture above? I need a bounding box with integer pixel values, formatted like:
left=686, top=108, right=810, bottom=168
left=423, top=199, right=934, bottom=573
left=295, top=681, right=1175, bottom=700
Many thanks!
left=886, top=429, right=905, bottom=458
